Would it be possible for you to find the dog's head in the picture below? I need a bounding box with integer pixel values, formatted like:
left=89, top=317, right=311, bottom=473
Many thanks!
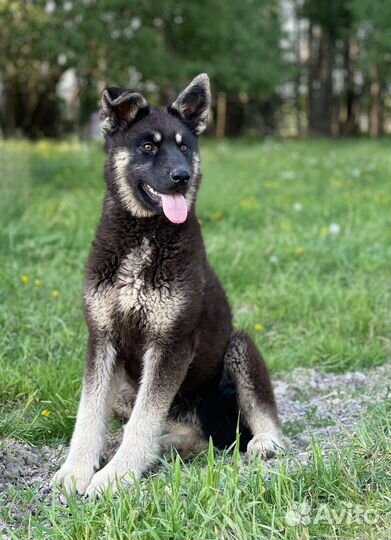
left=101, top=74, right=210, bottom=224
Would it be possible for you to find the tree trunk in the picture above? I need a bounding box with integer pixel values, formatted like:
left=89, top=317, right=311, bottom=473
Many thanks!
left=340, top=36, right=359, bottom=135
left=215, top=92, right=227, bottom=138
left=225, top=97, right=245, bottom=137
left=308, top=23, right=335, bottom=136
left=294, top=0, right=304, bottom=135
left=369, top=66, right=381, bottom=137
left=1, top=75, right=61, bottom=138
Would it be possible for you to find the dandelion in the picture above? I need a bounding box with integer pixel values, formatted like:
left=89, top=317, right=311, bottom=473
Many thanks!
left=51, top=290, right=60, bottom=298
left=330, top=179, right=343, bottom=189
left=41, top=409, right=51, bottom=417
left=319, top=226, right=328, bottom=238
left=329, top=223, right=341, bottom=236
left=34, top=279, right=42, bottom=287
left=293, top=202, right=303, bottom=212
left=264, top=181, right=278, bottom=190
left=240, top=197, right=257, bottom=210
left=254, top=323, right=263, bottom=332
left=210, top=210, right=223, bottom=221
left=20, top=274, right=30, bottom=284
left=295, top=247, right=304, bottom=255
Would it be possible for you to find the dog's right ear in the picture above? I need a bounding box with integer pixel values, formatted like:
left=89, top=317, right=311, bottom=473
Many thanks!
left=100, top=87, right=149, bottom=135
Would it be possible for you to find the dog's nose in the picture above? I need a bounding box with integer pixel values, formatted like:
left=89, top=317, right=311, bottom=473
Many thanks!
left=170, top=168, right=191, bottom=184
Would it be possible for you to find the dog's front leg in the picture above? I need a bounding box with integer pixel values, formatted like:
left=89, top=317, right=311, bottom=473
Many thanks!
left=52, top=338, right=118, bottom=494
left=85, top=340, right=192, bottom=497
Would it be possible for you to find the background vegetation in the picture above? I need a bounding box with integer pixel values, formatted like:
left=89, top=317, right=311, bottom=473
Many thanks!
left=0, top=0, right=390, bottom=138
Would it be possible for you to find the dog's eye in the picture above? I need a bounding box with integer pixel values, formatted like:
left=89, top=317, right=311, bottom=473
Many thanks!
left=180, top=144, right=188, bottom=152
left=142, top=143, right=155, bottom=153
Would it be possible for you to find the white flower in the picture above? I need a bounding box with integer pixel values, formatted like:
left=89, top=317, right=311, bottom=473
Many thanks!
left=329, top=223, right=341, bottom=235
left=269, top=255, right=279, bottom=264
left=293, top=202, right=303, bottom=212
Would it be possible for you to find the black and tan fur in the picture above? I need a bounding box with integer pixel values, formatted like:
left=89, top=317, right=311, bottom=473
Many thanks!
left=53, top=74, right=286, bottom=497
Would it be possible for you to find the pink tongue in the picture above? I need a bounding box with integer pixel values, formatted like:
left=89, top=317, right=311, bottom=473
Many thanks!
left=160, top=193, right=188, bottom=224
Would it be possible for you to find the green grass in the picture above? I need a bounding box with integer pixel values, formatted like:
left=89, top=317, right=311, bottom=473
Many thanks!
left=0, top=138, right=390, bottom=538
left=2, top=401, right=391, bottom=539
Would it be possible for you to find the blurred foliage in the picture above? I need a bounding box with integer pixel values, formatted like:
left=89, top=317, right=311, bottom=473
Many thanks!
left=350, top=0, right=390, bottom=79
left=0, top=0, right=389, bottom=137
left=0, top=0, right=284, bottom=137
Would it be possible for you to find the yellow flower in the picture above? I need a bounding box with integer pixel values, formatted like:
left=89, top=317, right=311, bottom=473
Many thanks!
left=210, top=211, right=223, bottom=221
left=330, top=178, right=343, bottom=189
left=264, top=181, right=278, bottom=190
left=319, top=227, right=328, bottom=237
left=51, top=290, right=60, bottom=298
left=20, top=274, right=29, bottom=284
left=240, top=197, right=257, bottom=210
left=254, top=323, right=263, bottom=332
left=281, top=220, right=292, bottom=231
left=34, top=279, right=42, bottom=287
left=41, top=409, right=51, bottom=417
left=295, top=247, right=304, bottom=255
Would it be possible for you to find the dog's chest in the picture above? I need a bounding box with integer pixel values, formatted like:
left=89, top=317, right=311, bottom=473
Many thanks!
left=86, top=238, right=185, bottom=336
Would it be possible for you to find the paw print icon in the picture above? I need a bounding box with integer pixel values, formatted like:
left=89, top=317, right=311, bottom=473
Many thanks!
left=285, top=501, right=312, bottom=526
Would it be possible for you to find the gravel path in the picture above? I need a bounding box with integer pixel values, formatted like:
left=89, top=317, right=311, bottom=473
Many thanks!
left=1, top=362, right=390, bottom=535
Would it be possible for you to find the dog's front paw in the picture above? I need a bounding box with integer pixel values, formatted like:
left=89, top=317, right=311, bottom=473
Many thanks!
left=247, top=431, right=287, bottom=459
left=52, top=463, right=95, bottom=495
left=84, top=461, right=136, bottom=499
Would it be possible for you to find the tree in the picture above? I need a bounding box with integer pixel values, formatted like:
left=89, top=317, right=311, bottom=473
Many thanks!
left=0, top=0, right=286, bottom=138
left=0, top=0, right=171, bottom=137
left=351, top=0, right=390, bottom=136
left=162, top=0, right=285, bottom=135
left=302, top=0, right=353, bottom=136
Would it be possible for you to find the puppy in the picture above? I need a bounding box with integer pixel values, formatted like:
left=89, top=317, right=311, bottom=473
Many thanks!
left=53, top=74, right=286, bottom=497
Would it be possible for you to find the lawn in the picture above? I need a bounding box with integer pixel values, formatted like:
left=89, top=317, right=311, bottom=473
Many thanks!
left=0, top=138, right=390, bottom=539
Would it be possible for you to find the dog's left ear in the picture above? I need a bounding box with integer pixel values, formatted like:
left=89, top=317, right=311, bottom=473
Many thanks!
left=100, top=87, right=149, bottom=135
left=170, top=73, right=211, bottom=135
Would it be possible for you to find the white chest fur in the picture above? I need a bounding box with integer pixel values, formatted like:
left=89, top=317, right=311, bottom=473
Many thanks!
left=86, top=238, right=185, bottom=336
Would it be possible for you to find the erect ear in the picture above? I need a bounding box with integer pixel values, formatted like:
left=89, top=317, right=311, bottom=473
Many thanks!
left=100, top=87, right=149, bottom=135
left=169, top=73, right=211, bottom=135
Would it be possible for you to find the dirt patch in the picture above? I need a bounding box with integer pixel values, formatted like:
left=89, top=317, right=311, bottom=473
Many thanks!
left=1, top=362, right=390, bottom=536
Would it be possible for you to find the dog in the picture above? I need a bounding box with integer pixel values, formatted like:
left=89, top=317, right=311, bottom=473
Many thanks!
left=52, top=74, right=286, bottom=497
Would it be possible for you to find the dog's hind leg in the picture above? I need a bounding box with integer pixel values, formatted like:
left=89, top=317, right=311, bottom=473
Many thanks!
left=224, top=330, right=287, bottom=458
